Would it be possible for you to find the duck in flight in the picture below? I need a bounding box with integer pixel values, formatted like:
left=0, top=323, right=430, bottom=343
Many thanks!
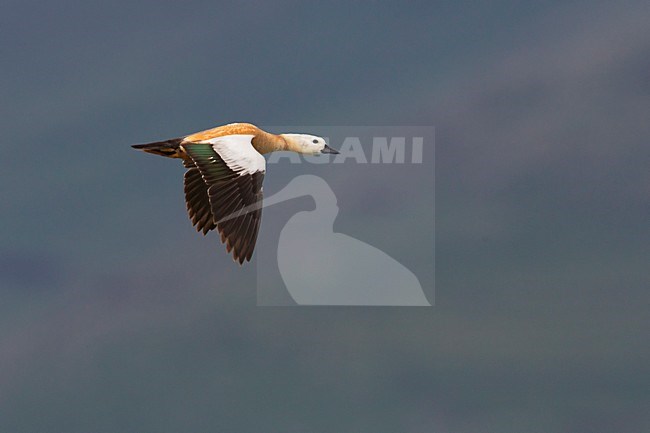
left=131, top=123, right=339, bottom=264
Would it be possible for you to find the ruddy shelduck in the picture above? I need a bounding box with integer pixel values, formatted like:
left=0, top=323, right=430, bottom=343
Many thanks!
left=132, top=123, right=339, bottom=264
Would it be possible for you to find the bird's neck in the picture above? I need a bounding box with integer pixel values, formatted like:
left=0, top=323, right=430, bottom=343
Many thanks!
left=278, top=134, right=303, bottom=153
left=253, top=131, right=288, bottom=154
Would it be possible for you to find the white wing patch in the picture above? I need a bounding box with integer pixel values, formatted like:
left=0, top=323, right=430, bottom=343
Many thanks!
left=201, top=134, right=265, bottom=176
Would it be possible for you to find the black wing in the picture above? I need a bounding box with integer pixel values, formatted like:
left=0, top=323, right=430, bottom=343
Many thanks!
left=183, top=159, right=217, bottom=235
left=183, top=143, right=265, bottom=264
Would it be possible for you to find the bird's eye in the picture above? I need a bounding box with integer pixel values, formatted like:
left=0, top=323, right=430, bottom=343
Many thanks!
left=312, top=139, right=319, bottom=144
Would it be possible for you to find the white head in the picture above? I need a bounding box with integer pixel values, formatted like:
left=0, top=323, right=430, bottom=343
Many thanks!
left=280, top=134, right=339, bottom=155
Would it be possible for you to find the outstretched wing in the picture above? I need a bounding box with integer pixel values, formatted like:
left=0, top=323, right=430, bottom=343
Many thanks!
left=183, top=135, right=265, bottom=264
left=183, top=159, right=217, bottom=235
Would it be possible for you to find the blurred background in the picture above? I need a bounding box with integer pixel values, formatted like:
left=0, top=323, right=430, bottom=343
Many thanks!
left=1, top=1, right=649, bottom=431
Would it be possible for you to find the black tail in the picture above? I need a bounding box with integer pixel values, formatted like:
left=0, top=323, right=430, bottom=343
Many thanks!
left=131, top=138, right=183, bottom=158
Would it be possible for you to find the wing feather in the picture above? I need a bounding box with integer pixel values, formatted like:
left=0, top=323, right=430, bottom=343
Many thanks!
left=183, top=135, right=265, bottom=264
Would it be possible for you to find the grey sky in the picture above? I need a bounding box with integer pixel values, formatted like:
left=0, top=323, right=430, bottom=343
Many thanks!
left=1, top=1, right=649, bottom=432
